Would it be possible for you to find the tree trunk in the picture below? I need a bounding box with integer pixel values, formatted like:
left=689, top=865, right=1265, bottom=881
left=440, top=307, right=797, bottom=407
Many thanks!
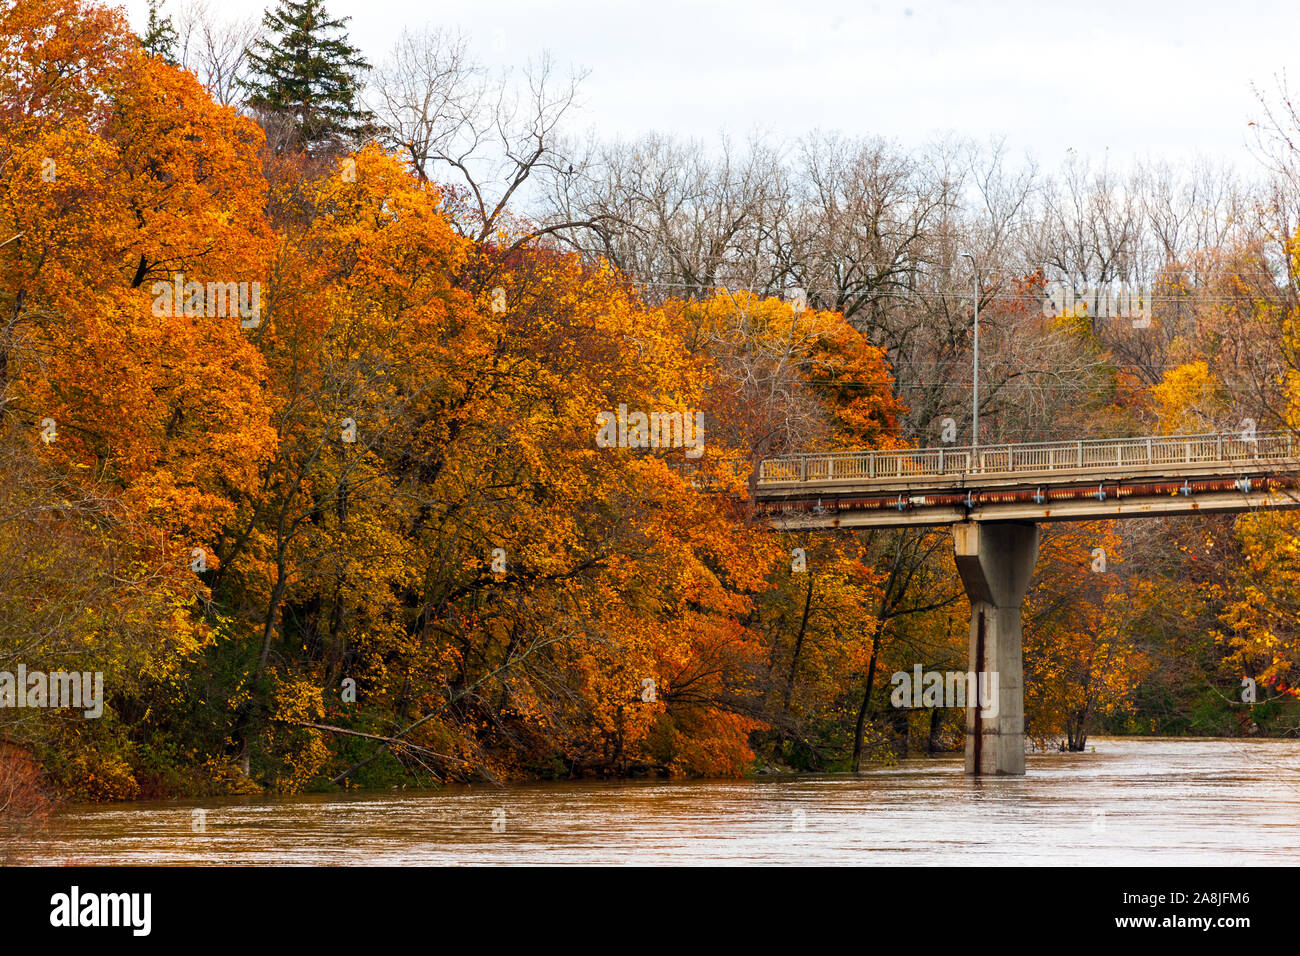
left=891, top=707, right=910, bottom=756
left=851, top=620, right=885, bottom=771
left=928, top=706, right=943, bottom=753
left=234, top=564, right=289, bottom=774
left=781, top=574, right=815, bottom=718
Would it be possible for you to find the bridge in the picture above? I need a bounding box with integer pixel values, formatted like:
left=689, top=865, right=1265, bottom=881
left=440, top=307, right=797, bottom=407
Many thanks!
left=754, top=431, right=1300, bottom=777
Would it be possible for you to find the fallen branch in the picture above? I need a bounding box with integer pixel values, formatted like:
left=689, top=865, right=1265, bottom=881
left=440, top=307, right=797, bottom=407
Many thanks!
left=286, top=720, right=462, bottom=774
left=327, top=632, right=567, bottom=786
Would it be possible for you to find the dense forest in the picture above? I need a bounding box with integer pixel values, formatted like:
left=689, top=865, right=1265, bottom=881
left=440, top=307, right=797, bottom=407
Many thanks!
left=2, top=0, right=1299, bottom=826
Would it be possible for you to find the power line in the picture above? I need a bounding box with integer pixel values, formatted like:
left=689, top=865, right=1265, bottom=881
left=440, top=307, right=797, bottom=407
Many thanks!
left=614, top=279, right=1298, bottom=307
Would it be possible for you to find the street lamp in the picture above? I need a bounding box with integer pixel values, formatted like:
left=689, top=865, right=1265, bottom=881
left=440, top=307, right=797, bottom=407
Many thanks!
left=960, top=252, right=979, bottom=451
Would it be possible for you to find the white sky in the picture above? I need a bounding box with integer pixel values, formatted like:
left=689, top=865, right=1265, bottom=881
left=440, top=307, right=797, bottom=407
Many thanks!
left=119, top=0, right=1300, bottom=172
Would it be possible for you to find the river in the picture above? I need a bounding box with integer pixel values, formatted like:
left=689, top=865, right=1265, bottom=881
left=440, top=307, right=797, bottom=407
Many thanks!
left=11, top=737, right=1300, bottom=865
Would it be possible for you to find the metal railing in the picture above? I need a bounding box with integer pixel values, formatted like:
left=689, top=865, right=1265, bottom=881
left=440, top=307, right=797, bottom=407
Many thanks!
left=757, top=431, right=1299, bottom=486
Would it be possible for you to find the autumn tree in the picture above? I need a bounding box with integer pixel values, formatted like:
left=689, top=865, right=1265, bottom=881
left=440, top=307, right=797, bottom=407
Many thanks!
left=0, top=0, right=278, bottom=796
left=1024, top=523, right=1149, bottom=750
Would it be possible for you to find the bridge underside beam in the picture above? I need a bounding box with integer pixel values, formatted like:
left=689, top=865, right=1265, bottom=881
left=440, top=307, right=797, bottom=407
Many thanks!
left=952, top=521, right=1038, bottom=776
left=765, top=489, right=1300, bottom=530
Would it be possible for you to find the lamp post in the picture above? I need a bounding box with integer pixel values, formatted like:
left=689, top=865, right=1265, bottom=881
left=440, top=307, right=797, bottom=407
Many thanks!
left=960, top=252, right=979, bottom=451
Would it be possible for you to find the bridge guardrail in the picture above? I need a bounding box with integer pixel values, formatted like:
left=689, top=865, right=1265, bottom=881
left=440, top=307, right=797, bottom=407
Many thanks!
left=757, top=431, right=1298, bottom=486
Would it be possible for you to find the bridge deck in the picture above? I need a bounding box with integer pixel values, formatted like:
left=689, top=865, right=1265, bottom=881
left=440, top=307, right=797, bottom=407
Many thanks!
left=755, top=431, right=1300, bottom=527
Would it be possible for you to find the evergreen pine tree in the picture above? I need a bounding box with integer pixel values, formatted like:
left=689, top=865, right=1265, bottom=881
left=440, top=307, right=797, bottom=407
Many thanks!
left=140, top=0, right=179, bottom=65
left=241, top=0, right=375, bottom=153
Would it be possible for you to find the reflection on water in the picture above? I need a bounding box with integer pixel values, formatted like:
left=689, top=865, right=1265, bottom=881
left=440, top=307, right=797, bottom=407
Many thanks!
left=12, top=738, right=1300, bottom=865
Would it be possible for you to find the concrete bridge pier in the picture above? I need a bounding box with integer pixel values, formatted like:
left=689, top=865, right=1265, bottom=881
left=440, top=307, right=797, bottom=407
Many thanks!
left=952, top=521, right=1039, bottom=776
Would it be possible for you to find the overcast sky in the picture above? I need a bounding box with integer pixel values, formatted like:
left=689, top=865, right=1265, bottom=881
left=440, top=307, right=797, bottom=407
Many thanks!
left=120, top=0, right=1300, bottom=173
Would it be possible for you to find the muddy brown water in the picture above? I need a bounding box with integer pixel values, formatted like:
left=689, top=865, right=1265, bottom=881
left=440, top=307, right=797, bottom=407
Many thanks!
left=10, top=737, right=1299, bottom=865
